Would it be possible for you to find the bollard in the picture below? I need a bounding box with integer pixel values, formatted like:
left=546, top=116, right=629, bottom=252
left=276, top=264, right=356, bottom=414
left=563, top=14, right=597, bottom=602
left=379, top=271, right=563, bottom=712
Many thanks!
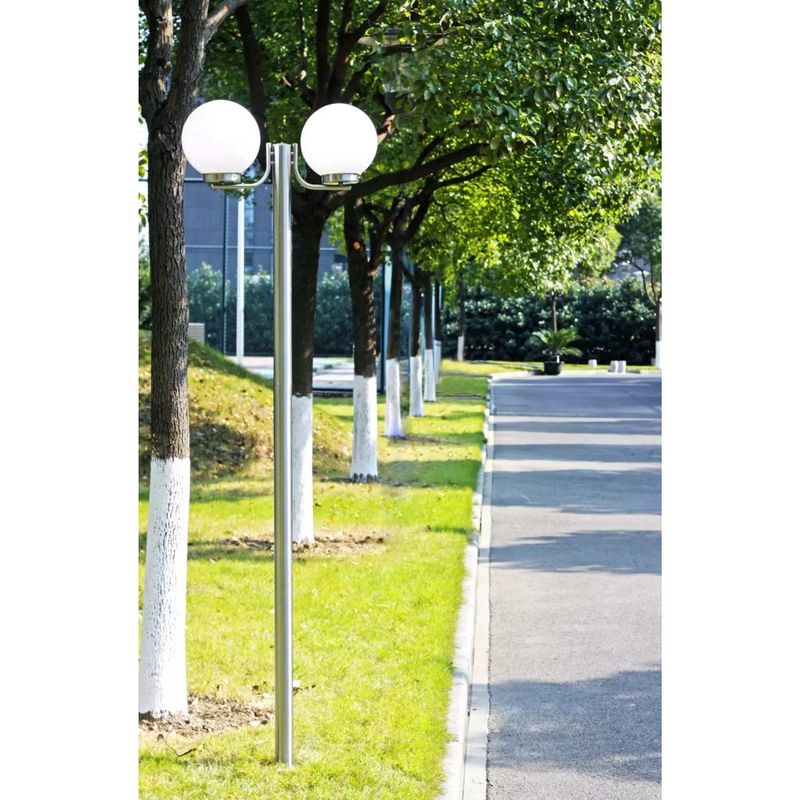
left=588, top=359, right=597, bottom=368
left=619, top=360, right=626, bottom=373
left=609, top=360, right=618, bottom=373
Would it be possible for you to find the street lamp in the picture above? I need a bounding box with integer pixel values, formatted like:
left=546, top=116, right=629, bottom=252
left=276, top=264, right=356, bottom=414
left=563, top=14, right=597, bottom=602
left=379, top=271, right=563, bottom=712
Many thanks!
left=181, top=100, right=377, bottom=766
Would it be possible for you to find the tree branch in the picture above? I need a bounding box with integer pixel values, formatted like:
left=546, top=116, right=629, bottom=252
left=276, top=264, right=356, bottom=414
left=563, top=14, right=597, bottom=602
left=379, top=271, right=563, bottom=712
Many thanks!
left=164, top=0, right=212, bottom=120
left=337, top=0, right=356, bottom=43
left=432, top=164, right=491, bottom=191
left=139, top=0, right=173, bottom=123
left=328, top=1, right=388, bottom=98
left=635, top=263, right=656, bottom=308
left=205, top=0, right=249, bottom=42
left=235, top=5, right=269, bottom=158
left=349, top=142, right=487, bottom=201
left=297, top=0, right=309, bottom=84
left=314, top=0, right=332, bottom=106
left=413, top=135, right=445, bottom=168
left=342, top=58, right=372, bottom=102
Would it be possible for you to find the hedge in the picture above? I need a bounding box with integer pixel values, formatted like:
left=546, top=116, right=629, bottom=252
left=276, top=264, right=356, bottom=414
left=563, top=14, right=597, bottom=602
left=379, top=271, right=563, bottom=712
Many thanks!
left=443, top=279, right=657, bottom=364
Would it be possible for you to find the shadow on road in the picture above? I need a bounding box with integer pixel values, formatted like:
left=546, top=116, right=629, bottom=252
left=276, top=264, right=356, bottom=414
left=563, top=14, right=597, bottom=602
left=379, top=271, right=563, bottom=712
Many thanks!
left=491, top=529, right=661, bottom=575
left=490, top=668, right=662, bottom=784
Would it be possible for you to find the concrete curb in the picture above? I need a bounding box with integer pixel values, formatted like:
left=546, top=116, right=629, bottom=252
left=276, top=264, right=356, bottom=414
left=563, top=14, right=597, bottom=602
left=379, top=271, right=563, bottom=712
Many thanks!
left=437, top=379, right=495, bottom=800
left=462, top=379, right=495, bottom=800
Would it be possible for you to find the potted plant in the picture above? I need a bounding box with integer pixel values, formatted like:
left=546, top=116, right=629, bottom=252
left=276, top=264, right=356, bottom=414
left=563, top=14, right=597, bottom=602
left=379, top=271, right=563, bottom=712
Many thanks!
left=530, top=328, right=582, bottom=375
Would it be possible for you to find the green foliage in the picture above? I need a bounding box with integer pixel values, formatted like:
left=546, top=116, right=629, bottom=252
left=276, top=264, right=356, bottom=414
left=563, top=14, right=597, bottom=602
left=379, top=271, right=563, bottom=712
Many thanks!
left=314, top=271, right=353, bottom=356
left=139, top=246, right=152, bottom=330
left=530, top=328, right=583, bottom=360
left=187, top=266, right=379, bottom=357
left=617, top=190, right=662, bottom=274
left=445, top=279, right=656, bottom=363
left=138, top=112, right=148, bottom=230
left=615, top=189, right=662, bottom=309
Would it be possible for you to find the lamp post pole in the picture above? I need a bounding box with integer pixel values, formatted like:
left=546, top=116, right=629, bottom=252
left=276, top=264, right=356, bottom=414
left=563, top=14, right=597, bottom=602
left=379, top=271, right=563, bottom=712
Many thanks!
left=272, top=143, right=293, bottom=764
left=182, top=100, right=377, bottom=768
left=236, top=193, right=245, bottom=366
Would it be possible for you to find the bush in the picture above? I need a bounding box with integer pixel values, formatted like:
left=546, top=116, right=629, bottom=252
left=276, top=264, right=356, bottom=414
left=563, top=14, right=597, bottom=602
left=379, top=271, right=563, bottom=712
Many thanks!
left=187, top=264, right=379, bottom=357
left=444, top=279, right=656, bottom=364
left=139, top=251, right=152, bottom=330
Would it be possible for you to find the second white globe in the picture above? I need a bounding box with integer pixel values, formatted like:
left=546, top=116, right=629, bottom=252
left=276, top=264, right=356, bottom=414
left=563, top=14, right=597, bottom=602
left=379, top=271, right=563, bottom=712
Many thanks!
left=300, top=104, right=378, bottom=183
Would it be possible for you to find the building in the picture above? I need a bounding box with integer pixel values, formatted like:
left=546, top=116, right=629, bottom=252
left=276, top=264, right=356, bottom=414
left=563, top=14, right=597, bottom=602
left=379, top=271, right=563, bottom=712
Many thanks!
left=183, top=164, right=345, bottom=281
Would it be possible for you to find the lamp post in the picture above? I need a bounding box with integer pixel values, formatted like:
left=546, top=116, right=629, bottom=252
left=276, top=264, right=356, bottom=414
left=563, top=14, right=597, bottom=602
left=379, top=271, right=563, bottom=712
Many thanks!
left=181, top=100, right=377, bottom=765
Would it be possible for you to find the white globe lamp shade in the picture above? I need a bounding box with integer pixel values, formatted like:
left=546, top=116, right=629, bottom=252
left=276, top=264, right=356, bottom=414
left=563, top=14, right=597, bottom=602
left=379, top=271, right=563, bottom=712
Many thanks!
left=181, top=100, right=261, bottom=182
left=300, top=103, right=378, bottom=185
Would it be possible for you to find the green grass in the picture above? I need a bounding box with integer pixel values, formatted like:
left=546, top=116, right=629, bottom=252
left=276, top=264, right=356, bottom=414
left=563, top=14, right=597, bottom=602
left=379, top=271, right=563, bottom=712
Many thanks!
left=139, top=331, right=351, bottom=482
left=139, top=348, right=525, bottom=800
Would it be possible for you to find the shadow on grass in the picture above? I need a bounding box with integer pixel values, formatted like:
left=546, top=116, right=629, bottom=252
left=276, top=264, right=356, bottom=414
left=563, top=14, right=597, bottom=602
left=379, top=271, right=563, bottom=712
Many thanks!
left=140, top=418, right=265, bottom=482
left=187, top=541, right=273, bottom=562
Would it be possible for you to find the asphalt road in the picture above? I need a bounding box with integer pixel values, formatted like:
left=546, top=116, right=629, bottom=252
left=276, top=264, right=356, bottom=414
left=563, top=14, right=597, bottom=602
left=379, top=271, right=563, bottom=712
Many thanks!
left=487, top=371, right=662, bottom=799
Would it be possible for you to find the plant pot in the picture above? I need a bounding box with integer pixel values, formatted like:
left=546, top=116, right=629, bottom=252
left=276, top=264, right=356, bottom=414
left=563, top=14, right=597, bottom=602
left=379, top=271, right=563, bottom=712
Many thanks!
left=543, top=360, right=562, bottom=375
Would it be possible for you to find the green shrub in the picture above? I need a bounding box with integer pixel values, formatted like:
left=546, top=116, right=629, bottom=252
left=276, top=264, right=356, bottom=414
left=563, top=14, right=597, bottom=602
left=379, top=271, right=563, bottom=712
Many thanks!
left=444, top=279, right=656, bottom=364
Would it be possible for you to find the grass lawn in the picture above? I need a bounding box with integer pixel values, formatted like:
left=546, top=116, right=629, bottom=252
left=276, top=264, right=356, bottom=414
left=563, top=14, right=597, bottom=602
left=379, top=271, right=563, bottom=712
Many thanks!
left=139, top=340, right=524, bottom=799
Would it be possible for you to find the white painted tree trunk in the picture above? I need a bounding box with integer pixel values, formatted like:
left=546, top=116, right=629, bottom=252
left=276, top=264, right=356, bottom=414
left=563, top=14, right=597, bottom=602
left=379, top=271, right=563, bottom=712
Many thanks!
left=457, top=335, right=465, bottom=361
left=384, top=358, right=404, bottom=438
left=139, top=457, right=191, bottom=717
left=424, top=348, right=436, bottom=402
left=409, top=355, right=424, bottom=416
left=434, top=340, right=442, bottom=382
left=291, top=394, right=315, bottom=545
left=655, top=340, right=661, bottom=368
left=351, top=375, right=378, bottom=480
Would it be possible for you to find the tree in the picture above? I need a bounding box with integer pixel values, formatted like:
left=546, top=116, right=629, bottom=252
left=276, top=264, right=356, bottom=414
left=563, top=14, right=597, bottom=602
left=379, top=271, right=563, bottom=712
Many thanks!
left=203, top=0, right=503, bottom=531
left=138, top=0, right=249, bottom=719
left=201, top=0, right=661, bottom=530
left=616, top=190, right=662, bottom=365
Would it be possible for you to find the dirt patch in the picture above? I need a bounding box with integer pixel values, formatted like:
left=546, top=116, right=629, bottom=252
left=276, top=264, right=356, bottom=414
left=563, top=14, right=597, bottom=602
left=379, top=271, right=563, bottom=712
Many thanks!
left=299, top=532, right=385, bottom=556
left=139, top=694, right=272, bottom=741
left=217, top=531, right=386, bottom=556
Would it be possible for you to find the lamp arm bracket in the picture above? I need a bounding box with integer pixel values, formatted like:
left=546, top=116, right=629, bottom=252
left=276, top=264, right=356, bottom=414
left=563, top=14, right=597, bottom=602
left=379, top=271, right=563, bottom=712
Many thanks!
left=208, top=143, right=273, bottom=190
left=291, top=144, right=350, bottom=192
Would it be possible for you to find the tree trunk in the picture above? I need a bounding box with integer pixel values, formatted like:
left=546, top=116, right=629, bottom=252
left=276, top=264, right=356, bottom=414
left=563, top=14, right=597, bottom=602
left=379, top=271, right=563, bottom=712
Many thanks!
left=409, top=273, right=424, bottom=416
left=290, top=208, right=327, bottom=545
left=345, top=201, right=378, bottom=480
left=139, top=127, right=191, bottom=719
left=551, top=294, right=558, bottom=333
left=422, top=272, right=436, bottom=402
left=138, top=0, right=248, bottom=720
left=457, top=280, right=466, bottom=361
left=385, top=240, right=405, bottom=437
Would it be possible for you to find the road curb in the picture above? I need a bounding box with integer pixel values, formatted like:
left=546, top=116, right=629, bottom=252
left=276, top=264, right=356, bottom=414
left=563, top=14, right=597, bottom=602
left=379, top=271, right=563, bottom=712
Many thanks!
left=437, top=378, right=496, bottom=800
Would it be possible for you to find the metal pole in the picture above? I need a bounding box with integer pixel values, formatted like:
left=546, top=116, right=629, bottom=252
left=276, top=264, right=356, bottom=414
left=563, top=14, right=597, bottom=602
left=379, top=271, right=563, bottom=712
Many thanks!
left=221, top=194, right=229, bottom=353
left=272, top=143, right=293, bottom=766
left=236, top=194, right=245, bottom=366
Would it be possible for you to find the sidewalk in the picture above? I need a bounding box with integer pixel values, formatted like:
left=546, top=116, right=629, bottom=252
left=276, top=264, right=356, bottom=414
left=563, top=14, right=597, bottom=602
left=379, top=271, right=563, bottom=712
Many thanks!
left=485, top=372, right=661, bottom=799
left=236, top=355, right=355, bottom=390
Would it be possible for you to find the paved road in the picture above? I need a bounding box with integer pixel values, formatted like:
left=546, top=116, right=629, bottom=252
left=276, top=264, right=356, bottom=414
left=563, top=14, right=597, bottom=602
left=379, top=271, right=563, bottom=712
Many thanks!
left=488, top=372, right=661, bottom=799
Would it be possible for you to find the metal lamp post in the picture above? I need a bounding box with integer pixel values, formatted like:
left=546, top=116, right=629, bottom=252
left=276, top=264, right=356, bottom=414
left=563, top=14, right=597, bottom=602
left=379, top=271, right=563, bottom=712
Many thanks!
left=181, top=100, right=377, bottom=765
